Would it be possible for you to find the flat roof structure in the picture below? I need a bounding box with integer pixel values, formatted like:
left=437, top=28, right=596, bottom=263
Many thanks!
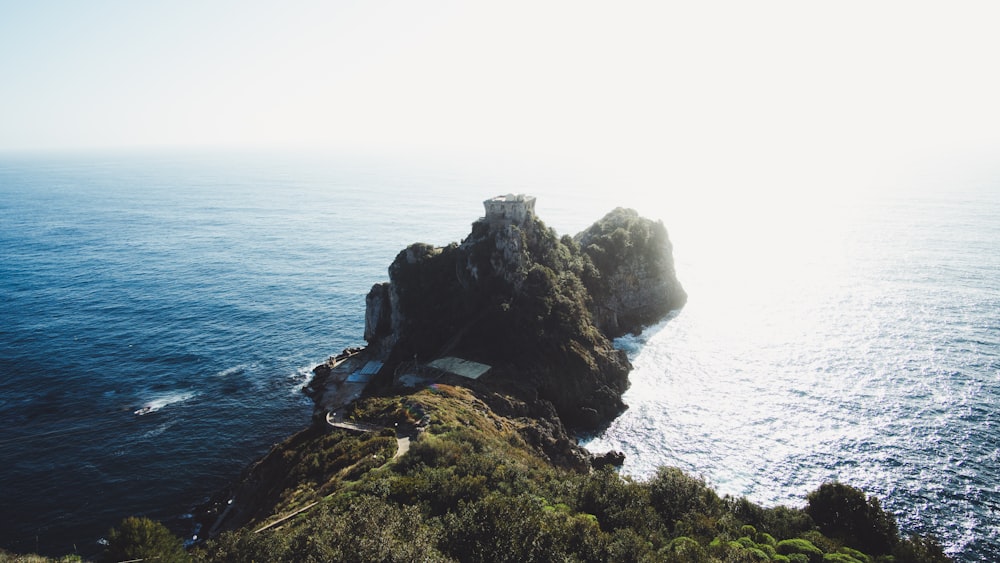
left=346, top=360, right=383, bottom=383
left=426, top=357, right=492, bottom=380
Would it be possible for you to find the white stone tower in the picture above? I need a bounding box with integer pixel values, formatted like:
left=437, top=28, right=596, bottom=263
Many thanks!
left=483, top=193, right=536, bottom=225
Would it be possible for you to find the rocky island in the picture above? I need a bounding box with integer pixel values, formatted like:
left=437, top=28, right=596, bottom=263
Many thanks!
left=16, top=196, right=949, bottom=562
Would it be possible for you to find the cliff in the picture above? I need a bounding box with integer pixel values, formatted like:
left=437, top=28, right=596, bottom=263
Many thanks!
left=361, top=196, right=686, bottom=430
left=576, top=207, right=687, bottom=338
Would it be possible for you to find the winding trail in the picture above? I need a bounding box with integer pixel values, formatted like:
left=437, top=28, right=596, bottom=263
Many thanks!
left=324, top=411, right=411, bottom=459
left=231, top=413, right=414, bottom=536
left=394, top=436, right=410, bottom=459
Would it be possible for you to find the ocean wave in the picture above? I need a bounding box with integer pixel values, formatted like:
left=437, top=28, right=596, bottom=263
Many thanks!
left=214, top=364, right=252, bottom=378
left=134, top=391, right=197, bottom=415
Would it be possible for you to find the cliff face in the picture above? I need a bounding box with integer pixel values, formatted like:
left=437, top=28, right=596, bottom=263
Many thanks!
left=576, top=207, right=687, bottom=338
left=363, top=197, right=684, bottom=430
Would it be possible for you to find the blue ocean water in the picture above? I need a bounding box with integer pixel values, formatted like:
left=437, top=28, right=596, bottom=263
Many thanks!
left=0, top=151, right=997, bottom=560
left=0, top=151, right=477, bottom=556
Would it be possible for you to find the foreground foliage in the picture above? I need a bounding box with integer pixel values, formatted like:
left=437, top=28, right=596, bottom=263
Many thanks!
left=14, top=386, right=947, bottom=562
left=186, top=387, right=950, bottom=563
left=99, top=516, right=189, bottom=563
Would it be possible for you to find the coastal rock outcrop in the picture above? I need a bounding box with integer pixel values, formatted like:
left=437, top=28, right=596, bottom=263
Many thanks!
left=577, top=207, right=687, bottom=338
left=361, top=194, right=685, bottom=430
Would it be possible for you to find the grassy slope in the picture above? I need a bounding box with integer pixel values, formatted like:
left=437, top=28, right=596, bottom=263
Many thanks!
left=188, top=385, right=948, bottom=563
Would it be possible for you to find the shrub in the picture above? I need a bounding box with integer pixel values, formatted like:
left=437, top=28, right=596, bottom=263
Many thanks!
left=805, top=482, right=898, bottom=555
left=837, top=547, right=871, bottom=563
left=604, top=527, right=655, bottom=563
left=100, top=516, right=189, bottom=563
left=758, top=505, right=815, bottom=540
left=575, top=468, right=656, bottom=533
left=664, top=536, right=706, bottom=562
left=647, top=467, right=721, bottom=531
left=776, top=538, right=824, bottom=562
left=285, top=496, right=449, bottom=563
left=892, top=533, right=951, bottom=563
left=443, top=494, right=551, bottom=563
left=192, top=529, right=287, bottom=562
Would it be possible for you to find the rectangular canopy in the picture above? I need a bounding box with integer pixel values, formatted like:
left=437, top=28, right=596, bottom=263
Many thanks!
left=426, top=357, right=491, bottom=380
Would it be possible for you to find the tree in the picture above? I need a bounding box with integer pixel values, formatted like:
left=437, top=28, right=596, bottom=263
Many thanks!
left=101, top=516, right=189, bottom=563
left=805, top=482, right=898, bottom=556
left=648, top=466, right=721, bottom=533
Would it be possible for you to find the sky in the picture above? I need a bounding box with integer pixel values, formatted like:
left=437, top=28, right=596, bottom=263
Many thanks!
left=2, top=1, right=1000, bottom=194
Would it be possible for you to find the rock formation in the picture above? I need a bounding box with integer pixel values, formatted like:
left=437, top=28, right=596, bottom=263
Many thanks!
left=361, top=195, right=685, bottom=430
left=576, top=207, right=687, bottom=338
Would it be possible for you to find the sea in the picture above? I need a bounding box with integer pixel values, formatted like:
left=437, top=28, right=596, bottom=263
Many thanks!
left=0, top=150, right=997, bottom=560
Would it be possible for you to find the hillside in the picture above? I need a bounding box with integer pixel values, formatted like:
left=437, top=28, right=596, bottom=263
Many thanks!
left=2, top=386, right=952, bottom=562
left=187, top=385, right=947, bottom=562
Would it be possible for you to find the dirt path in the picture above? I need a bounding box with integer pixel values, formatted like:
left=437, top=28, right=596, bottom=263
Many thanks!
left=325, top=411, right=411, bottom=461
left=393, top=436, right=410, bottom=459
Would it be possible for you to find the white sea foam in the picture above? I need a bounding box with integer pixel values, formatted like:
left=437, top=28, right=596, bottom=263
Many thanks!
left=214, top=364, right=251, bottom=378
left=288, top=364, right=318, bottom=395
left=135, top=391, right=197, bottom=415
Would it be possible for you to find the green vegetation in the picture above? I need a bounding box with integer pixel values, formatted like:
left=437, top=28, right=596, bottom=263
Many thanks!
left=0, top=552, right=81, bottom=563
left=806, top=482, right=899, bottom=556
left=185, top=387, right=949, bottom=562
left=4, top=206, right=951, bottom=562
left=576, top=207, right=687, bottom=337
left=16, top=386, right=948, bottom=562
left=100, top=516, right=189, bottom=563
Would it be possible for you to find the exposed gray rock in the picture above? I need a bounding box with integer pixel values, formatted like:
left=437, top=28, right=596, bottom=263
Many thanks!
left=364, top=282, right=392, bottom=344
left=576, top=207, right=687, bottom=337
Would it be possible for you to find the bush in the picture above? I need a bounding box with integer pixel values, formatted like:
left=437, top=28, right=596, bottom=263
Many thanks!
left=192, top=529, right=286, bottom=562
left=776, top=538, right=823, bottom=562
left=805, top=483, right=898, bottom=555
left=575, top=468, right=656, bottom=533
left=443, top=494, right=551, bottom=563
left=100, top=516, right=189, bottom=563
left=837, top=547, right=871, bottom=563
left=823, top=553, right=864, bottom=563
left=648, top=467, right=721, bottom=531
left=663, top=536, right=707, bottom=563
left=286, top=496, right=449, bottom=563
left=892, top=533, right=951, bottom=563
left=604, top=527, right=656, bottom=562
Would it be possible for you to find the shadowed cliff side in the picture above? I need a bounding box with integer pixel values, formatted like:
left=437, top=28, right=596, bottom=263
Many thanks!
left=363, top=195, right=685, bottom=430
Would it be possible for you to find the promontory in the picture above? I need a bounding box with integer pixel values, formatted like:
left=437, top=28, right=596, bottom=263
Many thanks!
left=65, top=195, right=950, bottom=563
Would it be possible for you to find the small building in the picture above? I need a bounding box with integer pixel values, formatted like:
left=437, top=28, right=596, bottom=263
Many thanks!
left=483, top=194, right=536, bottom=225
left=346, top=360, right=383, bottom=383
left=425, top=357, right=492, bottom=380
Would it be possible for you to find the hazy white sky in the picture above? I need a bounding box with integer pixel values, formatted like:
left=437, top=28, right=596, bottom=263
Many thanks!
left=2, top=1, right=999, bottom=191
